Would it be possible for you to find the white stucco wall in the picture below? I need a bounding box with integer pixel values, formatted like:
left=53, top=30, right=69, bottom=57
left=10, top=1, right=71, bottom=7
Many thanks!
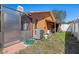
left=61, top=24, right=70, bottom=31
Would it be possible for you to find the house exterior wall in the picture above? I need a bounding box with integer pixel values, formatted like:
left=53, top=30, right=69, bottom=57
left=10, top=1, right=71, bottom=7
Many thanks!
left=61, top=24, right=70, bottom=31
left=31, top=12, right=55, bottom=33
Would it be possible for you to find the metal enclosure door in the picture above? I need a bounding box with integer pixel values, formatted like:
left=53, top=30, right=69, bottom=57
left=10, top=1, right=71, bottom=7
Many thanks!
left=3, top=12, right=21, bottom=47
left=21, top=15, right=32, bottom=40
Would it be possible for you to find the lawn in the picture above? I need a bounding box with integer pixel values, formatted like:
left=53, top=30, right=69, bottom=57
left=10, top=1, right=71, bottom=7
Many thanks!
left=17, top=32, right=66, bottom=54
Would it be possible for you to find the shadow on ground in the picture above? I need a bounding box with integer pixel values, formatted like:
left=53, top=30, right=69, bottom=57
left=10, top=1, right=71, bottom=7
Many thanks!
left=65, top=32, right=79, bottom=54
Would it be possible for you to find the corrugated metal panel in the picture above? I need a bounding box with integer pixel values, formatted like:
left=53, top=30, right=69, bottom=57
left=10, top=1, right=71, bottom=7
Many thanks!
left=3, top=12, right=21, bottom=47
left=0, top=5, right=22, bottom=47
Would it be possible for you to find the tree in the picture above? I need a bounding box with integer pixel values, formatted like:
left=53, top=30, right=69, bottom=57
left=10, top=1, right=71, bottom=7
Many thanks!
left=52, top=10, right=66, bottom=23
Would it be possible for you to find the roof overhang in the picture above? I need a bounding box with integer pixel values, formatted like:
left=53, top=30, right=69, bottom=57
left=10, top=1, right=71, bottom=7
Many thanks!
left=27, top=11, right=60, bottom=23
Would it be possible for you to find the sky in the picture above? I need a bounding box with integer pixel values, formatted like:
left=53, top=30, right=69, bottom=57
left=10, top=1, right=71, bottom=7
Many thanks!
left=3, top=4, right=79, bottom=22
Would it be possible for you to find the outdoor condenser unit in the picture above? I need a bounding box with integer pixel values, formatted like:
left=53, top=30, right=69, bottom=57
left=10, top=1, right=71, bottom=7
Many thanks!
left=0, top=5, right=21, bottom=48
left=33, top=29, right=44, bottom=39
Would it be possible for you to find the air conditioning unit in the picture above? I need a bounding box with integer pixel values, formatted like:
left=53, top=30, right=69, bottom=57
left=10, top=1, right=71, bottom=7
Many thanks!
left=33, top=29, right=44, bottom=39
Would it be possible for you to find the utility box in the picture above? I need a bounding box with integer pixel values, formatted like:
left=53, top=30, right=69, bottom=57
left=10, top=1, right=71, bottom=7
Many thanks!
left=33, top=29, right=44, bottom=39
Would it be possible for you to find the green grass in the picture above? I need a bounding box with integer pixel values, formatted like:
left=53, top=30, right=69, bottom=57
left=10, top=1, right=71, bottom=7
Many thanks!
left=53, top=32, right=65, bottom=42
left=0, top=48, right=3, bottom=54
left=18, top=32, right=66, bottom=54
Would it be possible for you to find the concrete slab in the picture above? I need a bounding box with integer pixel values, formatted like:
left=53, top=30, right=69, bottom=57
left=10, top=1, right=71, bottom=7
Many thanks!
left=2, top=42, right=26, bottom=54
